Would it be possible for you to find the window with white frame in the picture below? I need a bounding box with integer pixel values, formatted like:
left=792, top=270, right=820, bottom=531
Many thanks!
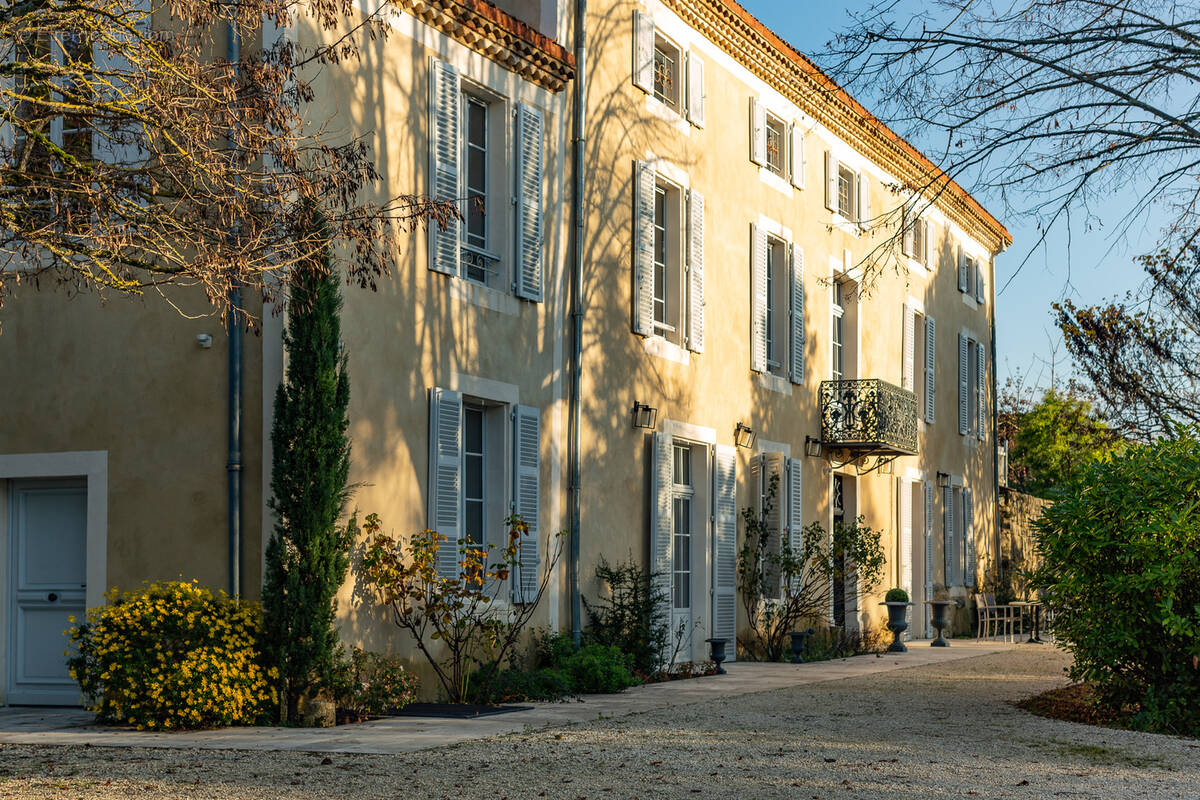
left=832, top=279, right=845, bottom=381
left=957, top=332, right=987, bottom=439
left=837, top=165, right=855, bottom=219
left=904, top=215, right=932, bottom=267
left=671, top=443, right=694, bottom=612
left=633, top=11, right=705, bottom=126
left=651, top=179, right=684, bottom=346
left=764, top=113, right=786, bottom=176
left=824, top=151, right=869, bottom=226
left=653, top=33, right=682, bottom=112
left=750, top=225, right=805, bottom=383
left=427, top=59, right=545, bottom=301
left=764, top=236, right=789, bottom=376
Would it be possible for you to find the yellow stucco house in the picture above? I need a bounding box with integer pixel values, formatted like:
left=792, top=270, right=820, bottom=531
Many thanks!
left=0, top=0, right=1009, bottom=704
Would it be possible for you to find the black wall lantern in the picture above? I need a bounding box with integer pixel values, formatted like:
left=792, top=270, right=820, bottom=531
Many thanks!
left=631, top=401, right=658, bottom=430
left=734, top=422, right=757, bottom=449
left=936, top=471, right=951, bottom=488
left=804, top=435, right=823, bottom=458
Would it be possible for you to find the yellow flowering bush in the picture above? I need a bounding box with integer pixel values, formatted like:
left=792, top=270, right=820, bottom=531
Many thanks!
left=67, top=580, right=275, bottom=730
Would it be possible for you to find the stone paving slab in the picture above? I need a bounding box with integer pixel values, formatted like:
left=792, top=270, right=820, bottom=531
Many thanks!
left=0, top=639, right=1020, bottom=755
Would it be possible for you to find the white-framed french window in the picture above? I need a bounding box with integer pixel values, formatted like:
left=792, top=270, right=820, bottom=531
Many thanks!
left=750, top=220, right=804, bottom=385
left=824, top=150, right=869, bottom=229
left=832, top=280, right=845, bottom=381
left=633, top=10, right=704, bottom=127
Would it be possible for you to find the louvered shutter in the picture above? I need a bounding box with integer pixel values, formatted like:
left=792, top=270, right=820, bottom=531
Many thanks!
left=902, top=304, right=916, bottom=391
left=686, top=50, right=705, bottom=127
left=857, top=173, right=870, bottom=225
left=511, top=405, right=540, bottom=603
left=975, top=259, right=986, bottom=304
left=514, top=103, right=544, bottom=301
left=923, top=481, right=935, bottom=637
left=789, top=124, right=805, bottom=189
left=633, top=160, right=656, bottom=336
left=824, top=150, right=837, bottom=211
left=787, top=457, right=804, bottom=594
left=957, top=244, right=968, bottom=292
left=633, top=10, right=654, bottom=92
left=749, top=97, right=766, bottom=165
left=899, top=478, right=913, bottom=598
left=650, top=432, right=674, bottom=646
left=750, top=224, right=768, bottom=372
left=712, top=445, right=737, bottom=652
left=958, top=332, right=969, bottom=435
left=428, top=388, right=462, bottom=579
left=943, top=486, right=957, bottom=586
left=902, top=208, right=915, bottom=257
left=963, top=487, right=975, bottom=589
left=789, top=243, right=805, bottom=384
left=977, top=343, right=987, bottom=440
left=687, top=188, right=705, bottom=353
left=759, top=452, right=784, bottom=596
left=923, top=220, right=933, bottom=267
left=428, top=59, right=461, bottom=276
left=924, top=316, right=936, bottom=423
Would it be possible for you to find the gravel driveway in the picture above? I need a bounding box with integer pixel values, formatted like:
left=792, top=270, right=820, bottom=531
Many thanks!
left=1, top=648, right=1197, bottom=799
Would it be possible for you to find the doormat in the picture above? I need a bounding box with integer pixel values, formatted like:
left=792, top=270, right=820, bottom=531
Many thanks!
left=387, top=703, right=534, bottom=719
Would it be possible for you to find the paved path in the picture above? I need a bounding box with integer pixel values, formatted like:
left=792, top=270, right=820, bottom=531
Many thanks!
left=0, top=640, right=1013, bottom=754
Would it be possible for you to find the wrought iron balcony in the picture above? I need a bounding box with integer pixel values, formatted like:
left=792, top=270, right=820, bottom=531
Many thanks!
left=819, top=379, right=919, bottom=456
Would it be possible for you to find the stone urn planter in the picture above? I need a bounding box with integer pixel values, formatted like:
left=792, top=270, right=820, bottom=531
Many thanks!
left=926, top=600, right=952, bottom=647
left=789, top=628, right=815, bottom=664
left=705, top=637, right=729, bottom=674
left=881, top=602, right=911, bottom=652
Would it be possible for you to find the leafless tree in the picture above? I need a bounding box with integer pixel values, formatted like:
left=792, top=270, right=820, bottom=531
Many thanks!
left=823, top=0, right=1200, bottom=285
left=0, top=0, right=445, bottom=321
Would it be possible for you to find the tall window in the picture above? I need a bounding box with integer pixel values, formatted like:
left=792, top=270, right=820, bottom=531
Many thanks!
left=671, top=444, right=693, bottom=612
left=462, top=404, right=486, bottom=549
left=837, top=165, right=856, bottom=219
left=765, top=237, right=788, bottom=376
left=912, top=218, right=926, bottom=266
left=461, top=91, right=500, bottom=286
left=653, top=34, right=681, bottom=112
left=968, top=339, right=979, bottom=433
left=832, top=279, right=845, bottom=380
left=12, top=32, right=92, bottom=186
left=653, top=185, right=668, bottom=327
left=764, top=113, right=786, bottom=175
left=650, top=180, right=683, bottom=346
left=765, top=240, right=776, bottom=367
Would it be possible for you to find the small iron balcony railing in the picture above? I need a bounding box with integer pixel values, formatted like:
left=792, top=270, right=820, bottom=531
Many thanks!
left=819, top=378, right=919, bottom=455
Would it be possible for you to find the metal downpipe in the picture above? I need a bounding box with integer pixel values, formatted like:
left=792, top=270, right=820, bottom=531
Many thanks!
left=226, top=19, right=243, bottom=599
left=569, top=0, right=587, bottom=646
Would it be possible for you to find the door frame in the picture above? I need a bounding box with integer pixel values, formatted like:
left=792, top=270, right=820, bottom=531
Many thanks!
left=0, top=451, right=107, bottom=706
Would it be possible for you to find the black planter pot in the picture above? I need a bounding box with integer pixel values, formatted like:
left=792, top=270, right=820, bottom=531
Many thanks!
left=705, top=638, right=728, bottom=674
left=881, top=602, right=911, bottom=652
left=789, top=628, right=814, bottom=663
left=926, top=600, right=952, bottom=647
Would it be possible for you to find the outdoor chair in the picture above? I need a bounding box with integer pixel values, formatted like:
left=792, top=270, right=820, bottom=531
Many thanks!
left=976, top=594, right=1017, bottom=642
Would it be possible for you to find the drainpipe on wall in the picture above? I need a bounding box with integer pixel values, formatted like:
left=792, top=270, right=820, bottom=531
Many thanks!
left=226, top=19, right=243, bottom=600
left=568, top=0, right=587, bottom=647
left=990, top=256, right=1000, bottom=586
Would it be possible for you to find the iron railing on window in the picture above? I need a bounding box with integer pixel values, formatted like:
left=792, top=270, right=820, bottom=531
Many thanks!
left=820, top=378, right=919, bottom=455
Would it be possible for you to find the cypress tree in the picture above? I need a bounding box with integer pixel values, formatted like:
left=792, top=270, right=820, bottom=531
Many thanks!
left=261, top=240, right=354, bottom=724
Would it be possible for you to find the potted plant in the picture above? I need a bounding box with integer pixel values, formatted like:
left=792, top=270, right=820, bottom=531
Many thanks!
left=926, top=586, right=952, bottom=647
left=880, top=588, right=911, bottom=653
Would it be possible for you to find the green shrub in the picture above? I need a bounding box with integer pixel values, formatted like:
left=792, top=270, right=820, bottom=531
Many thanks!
left=331, top=648, right=419, bottom=719
left=1033, top=431, right=1200, bottom=735
left=583, top=557, right=671, bottom=676
left=67, top=581, right=274, bottom=730
left=559, top=643, right=638, bottom=694
left=468, top=665, right=574, bottom=703
left=469, top=634, right=638, bottom=702
left=885, top=588, right=910, bottom=603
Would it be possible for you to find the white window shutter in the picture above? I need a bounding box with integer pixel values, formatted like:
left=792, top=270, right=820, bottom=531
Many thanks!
left=977, top=343, right=987, bottom=441
left=686, top=51, right=705, bottom=127
left=958, top=332, right=969, bottom=435
left=963, top=487, right=975, bottom=589
left=789, top=243, right=805, bottom=384
left=975, top=259, right=986, bottom=304
left=428, top=59, right=461, bottom=276
left=511, top=405, right=541, bottom=603
left=957, top=244, right=968, bottom=292
left=789, top=124, right=805, bottom=189
left=428, top=387, right=462, bottom=579
left=650, top=432, right=674, bottom=643
left=924, top=316, right=937, bottom=423
left=923, top=480, right=934, bottom=636
left=943, top=486, right=957, bottom=586
left=760, top=451, right=785, bottom=596
left=824, top=150, right=837, bottom=211
left=687, top=188, right=705, bottom=353
left=902, top=303, right=916, bottom=391
left=750, top=224, right=768, bottom=372
left=749, top=97, right=766, bottom=165
left=633, top=160, right=656, bottom=336
left=857, top=173, right=870, bottom=226
left=514, top=102, right=544, bottom=301
left=923, top=220, right=933, bottom=267
left=902, top=208, right=914, bottom=258
left=633, top=10, right=654, bottom=92
left=787, top=457, right=804, bottom=593
left=713, top=444, right=738, bottom=652
left=899, top=478, right=913, bottom=598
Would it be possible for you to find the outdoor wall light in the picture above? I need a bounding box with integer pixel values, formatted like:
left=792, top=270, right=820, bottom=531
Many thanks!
left=631, top=401, right=658, bottom=430
left=936, top=471, right=951, bottom=488
left=734, top=422, right=757, bottom=449
left=804, top=436, right=823, bottom=458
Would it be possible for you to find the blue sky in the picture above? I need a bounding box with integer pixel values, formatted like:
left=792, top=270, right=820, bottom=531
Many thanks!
left=737, top=0, right=1161, bottom=389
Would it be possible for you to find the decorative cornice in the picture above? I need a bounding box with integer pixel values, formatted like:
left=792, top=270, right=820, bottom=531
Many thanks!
left=664, top=0, right=1012, bottom=253
left=396, top=0, right=576, bottom=92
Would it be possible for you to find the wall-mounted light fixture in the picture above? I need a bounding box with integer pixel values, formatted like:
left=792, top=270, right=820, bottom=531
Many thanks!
left=804, top=436, right=823, bottom=458
left=734, top=422, right=757, bottom=449
left=631, top=401, right=658, bottom=430
left=936, top=471, right=951, bottom=488
left=196, top=333, right=213, bottom=349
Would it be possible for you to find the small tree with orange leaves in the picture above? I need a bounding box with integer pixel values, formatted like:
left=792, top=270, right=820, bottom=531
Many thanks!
left=358, top=513, right=562, bottom=704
